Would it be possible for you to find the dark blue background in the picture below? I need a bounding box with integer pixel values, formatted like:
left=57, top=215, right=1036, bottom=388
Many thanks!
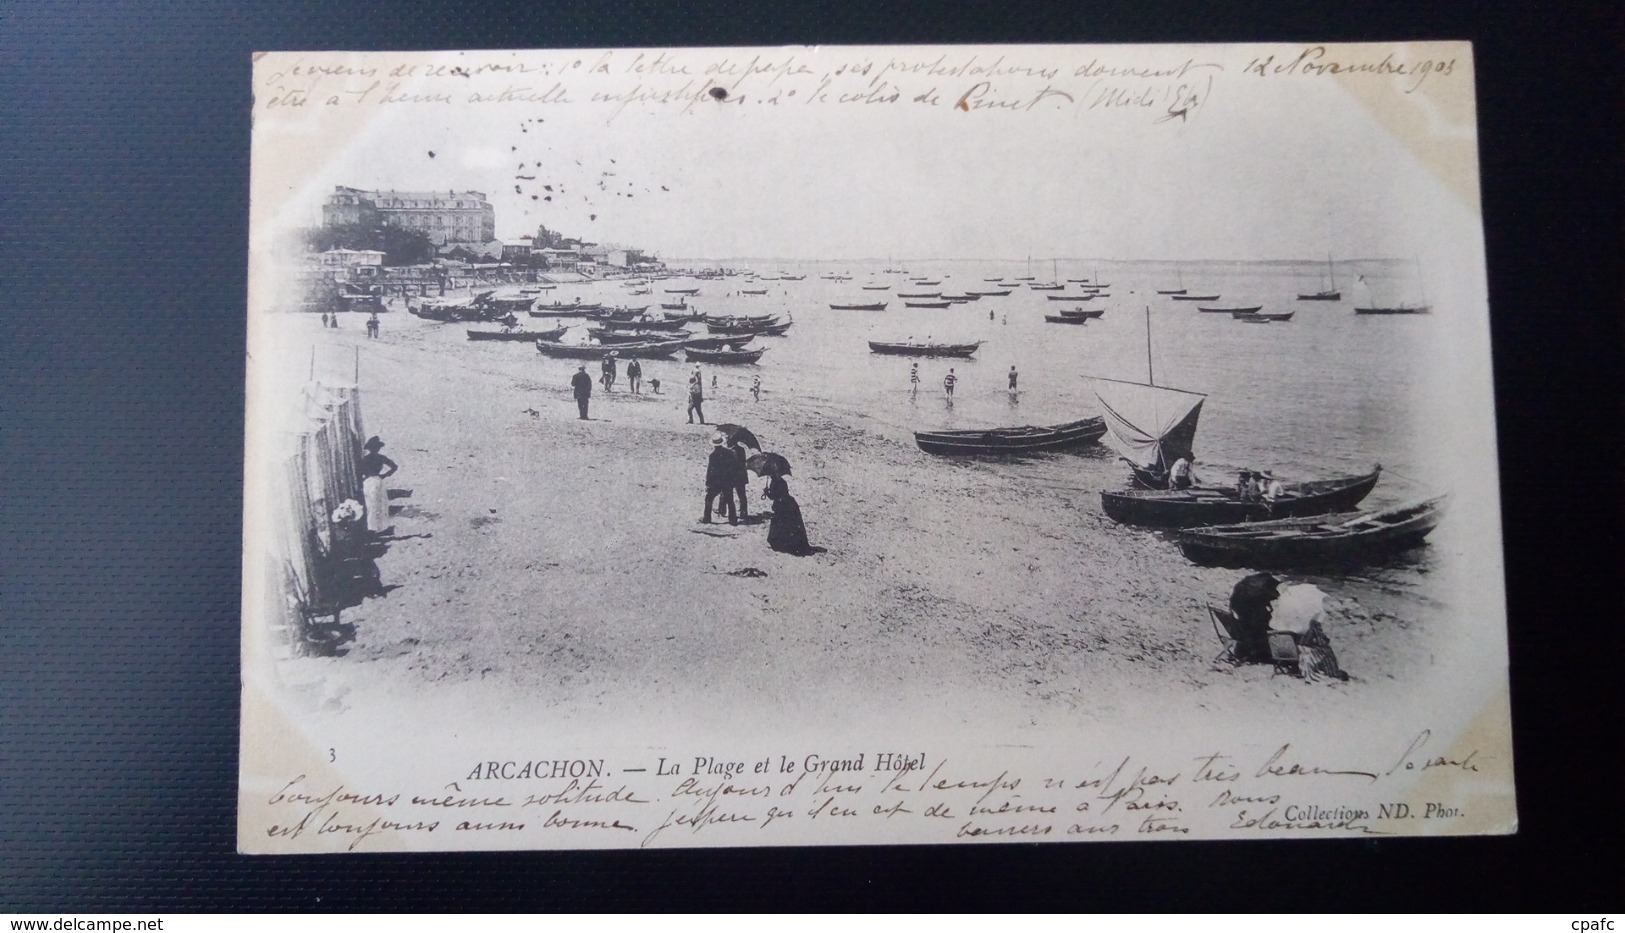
left=1, top=0, right=1619, bottom=912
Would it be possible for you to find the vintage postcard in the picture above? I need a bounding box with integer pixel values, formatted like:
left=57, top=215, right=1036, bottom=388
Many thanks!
left=240, top=42, right=1513, bottom=853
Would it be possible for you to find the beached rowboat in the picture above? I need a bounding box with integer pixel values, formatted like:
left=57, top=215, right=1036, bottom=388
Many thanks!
left=466, top=326, right=567, bottom=342
left=1174, top=496, right=1446, bottom=566
left=535, top=337, right=685, bottom=359
left=830, top=302, right=888, bottom=311
left=684, top=346, right=766, bottom=364
left=598, top=317, right=691, bottom=331
left=1099, top=466, right=1382, bottom=528
left=682, top=334, right=756, bottom=351
left=914, top=417, right=1107, bottom=456
left=905, top=302, right=952, bottom=309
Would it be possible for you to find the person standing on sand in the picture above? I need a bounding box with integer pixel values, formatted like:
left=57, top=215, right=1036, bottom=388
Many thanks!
left=367, top=311, right=380, bottom=338
left=359, top=436, right=398, bottom=536
left=728, top=436, right=751, bottom=521
left=571, top=364, right=593, bottom=420
left=702, top=435, right=737, bottom=524
left=1008, top=365, right=1018, bottom=391
left=626, top=358, right=642, bottom=394
left=687, top=370, right=705, bottom=424
left=944, top=368, right=957, bottom=398
left=909, top=363, right=920, bottom=397
left=600, top=352, right=618, bottom=392
left=751, top=375, right=761, bottom=402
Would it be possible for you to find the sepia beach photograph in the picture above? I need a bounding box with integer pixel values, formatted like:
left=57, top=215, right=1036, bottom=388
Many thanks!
left=240, top=43, right=1514, bottom=852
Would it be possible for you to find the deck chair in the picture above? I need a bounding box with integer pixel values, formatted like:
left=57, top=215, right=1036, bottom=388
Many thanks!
left=1208, top=604, right=1243, bottom=665
left=1267, top=630, right=1302, bottom=677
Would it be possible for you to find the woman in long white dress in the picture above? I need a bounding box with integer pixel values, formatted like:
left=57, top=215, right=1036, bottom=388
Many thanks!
left=359, top=436, right=398, bottom=535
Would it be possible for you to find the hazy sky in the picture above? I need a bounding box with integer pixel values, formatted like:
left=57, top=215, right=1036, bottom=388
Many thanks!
left=264, top=46, right=1476, bottom=263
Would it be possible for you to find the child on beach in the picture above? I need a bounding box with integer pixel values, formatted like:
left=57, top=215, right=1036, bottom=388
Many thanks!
left=751, top=375, right=761, bottom=401
left=944, top=368, right=957, bottom=397
left=909, top=363, right=919, bottom=397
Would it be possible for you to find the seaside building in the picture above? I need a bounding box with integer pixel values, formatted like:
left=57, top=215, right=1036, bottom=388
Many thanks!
left=322, top=186, right=496, bottom=245
left=313, top=248, right=386, bottom=281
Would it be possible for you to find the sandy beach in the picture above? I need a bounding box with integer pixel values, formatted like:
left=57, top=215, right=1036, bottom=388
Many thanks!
left=268, top=303, right=1444, bottom=741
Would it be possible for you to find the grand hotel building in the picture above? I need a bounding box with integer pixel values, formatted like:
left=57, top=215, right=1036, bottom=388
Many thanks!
left=322, top=186, right=496, bottom=245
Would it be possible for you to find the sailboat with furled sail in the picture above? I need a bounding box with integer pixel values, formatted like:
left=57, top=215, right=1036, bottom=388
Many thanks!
left=1093, top=306, right=1208, bottom=490
left=1297, top=253, right=1341, bottom=301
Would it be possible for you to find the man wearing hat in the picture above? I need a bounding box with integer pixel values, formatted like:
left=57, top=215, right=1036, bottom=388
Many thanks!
left=702, top=433, right=738, bottom=524
left=600, top=351, right=618, bottom=392
left=570, top=363, right=593, bottom=420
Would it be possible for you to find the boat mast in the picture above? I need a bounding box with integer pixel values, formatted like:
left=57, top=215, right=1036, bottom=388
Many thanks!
left=1145, top=305, right=1155, bottom=386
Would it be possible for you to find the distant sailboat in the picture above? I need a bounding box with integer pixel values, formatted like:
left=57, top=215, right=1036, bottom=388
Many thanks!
left=1297, top=254, right=1342, bottom=301
left=1353, top=263, right=1431, bottom=315
left=1157, top=263, right=1187, bottom=296
left=1093, top=306, right=1208, bottom=490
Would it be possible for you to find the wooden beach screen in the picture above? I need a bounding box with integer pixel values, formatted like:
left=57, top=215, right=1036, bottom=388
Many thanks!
left=264, top=383, right=367, bottom=654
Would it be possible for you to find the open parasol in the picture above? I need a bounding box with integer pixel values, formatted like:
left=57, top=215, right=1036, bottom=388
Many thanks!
left=745, top=452, right=792, bottom=477
left=715, top=423, right=761, bottom=450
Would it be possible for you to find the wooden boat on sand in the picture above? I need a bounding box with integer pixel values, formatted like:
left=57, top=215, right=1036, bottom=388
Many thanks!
left=684, top=346, right=766, bottom=364
left=1175, top=496, right=1446, bottom=566
left=535, top=337, right=685, bottom=359
left=1100, top=466, right=1383, bottom=528
left=830, top=302, right=888, bottom=311
left=915, top=417, right=1107, bottom=456
left=466, top=325, right=567, bottom=342
left=682, top=334, right=756, bottom=351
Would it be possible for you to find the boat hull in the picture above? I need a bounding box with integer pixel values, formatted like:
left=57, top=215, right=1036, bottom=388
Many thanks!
left=1297, top=291, right=1341, bottom=301
left=915, top=417, right=1107, bottom=456
left=868, top=341, right=981, bottom=358
left=1175, top=497, right=1445, bottom=566
left=535, top=338, right=685, bottom=360
left=466, top=327, right=566, bottom=341
left=683, top=347, right=765, bottom=364
left=1100, top=467, right=1382, bottom=528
